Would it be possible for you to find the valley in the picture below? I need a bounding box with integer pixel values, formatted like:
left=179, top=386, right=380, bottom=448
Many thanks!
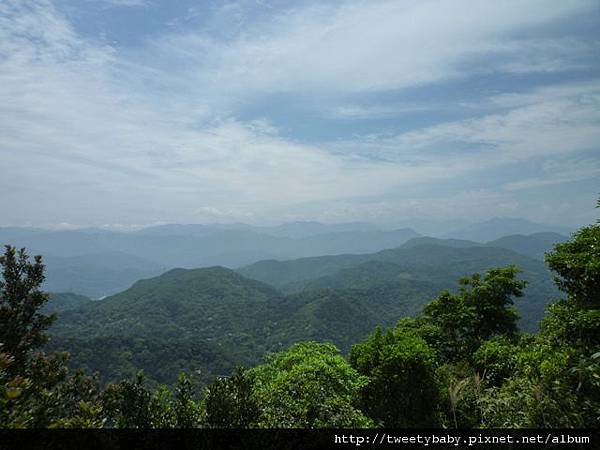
left=39, top=224, right=565, bottom=386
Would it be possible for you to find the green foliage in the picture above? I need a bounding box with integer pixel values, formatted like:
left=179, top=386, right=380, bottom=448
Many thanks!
left=2, top=202, right=599, bottom=429
left=546, top=222, right=600, bottom=309
left=350, top=327, right=438, bottom=427
left=204, top=366, right=258, bottom=428
left=472, top=335, right=520, bottom=386
left=103, top=371, right=203, bottom=428
left=540, top=299, right=600, bottom=354
left=435, top=363, right=487, bottom=428
left=103, top=371, right=152, bottom=428
left=478, top=340, right=585, bottom=428
left=173, top=373, right=203, bottom=428
left=0, top=246, right=102, bottom=428
left=250, top=342, right=372, bottom=428
left=423, top=266, right=526, bottom=362
left=0, top=246, right=55, bottom=373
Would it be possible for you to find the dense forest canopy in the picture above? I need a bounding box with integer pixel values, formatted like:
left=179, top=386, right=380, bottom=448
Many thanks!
left=42, top=241, right=558, bottom=386
left=0, top=203, right=599, bottom=428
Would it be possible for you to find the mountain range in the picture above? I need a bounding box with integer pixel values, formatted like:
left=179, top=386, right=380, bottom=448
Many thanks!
left=443, top=217, right=572, bottom=242
left=1, top=218, right=571, bottom=297
left=45, top=237, right=561, bottom=386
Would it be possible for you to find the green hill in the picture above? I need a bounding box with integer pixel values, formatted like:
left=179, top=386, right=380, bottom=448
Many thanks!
left=47, top=265, right=450, bottom=386
left=401, top=236, right=480, bottom=249
left=48, top=267, right=287, bottom=385
left=486, top=232, right=568, bottom=260
left=268, top=281, right=439, bottom=352
left=47, top=244, right=560, bottom=386
left=239, top=244, right=551, bottom=286
left=401, top=233, right=568, bottom=260
left=239, top=244, right=559, bottom=331
left=45, top=292, right=92, bottom=313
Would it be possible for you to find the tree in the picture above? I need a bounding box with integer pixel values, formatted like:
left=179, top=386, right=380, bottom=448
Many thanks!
left=103, top=371, right=152, bottom=428
left=173, top=373, right=203, bottom=428
left=546, top=221, right=600, bottom=309
left=0, top=245, right=101, bottom=428
left=103, top=371, right=203, bottom=428
left=423, top=266, right=526, bottom=361
left=350, top=327, right=438, bottom=427
left=477, top=204, right=600, bottom=428
left=537, top=207, right=600, bottom=426
left=204, top=366, right=258, bottom=428
left=0, top=246, right=55, bottom=375
left=250, top=342, right=372, bottom=428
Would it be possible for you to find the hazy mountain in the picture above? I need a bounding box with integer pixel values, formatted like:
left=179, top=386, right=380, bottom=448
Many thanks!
left=136, top=221, right=379, bottom=239
left=239, top=243, right=559, bottom=331
left=45, top=264, right=454, bottom=385
left=258, top=221, right=379, bottom=238
left=239, top=244, right=546, bottom=287
left=444, top=218, right=572, bottom=242
left=402, top=233, right=568, bottom=260
left=1, top=224, right=419, bottom=296
left=401, top=236, right=480, bottom=249
left=1, top=222, right=566, bottom=299
left=44, top=292, right=92, bottom=314
left=384, top=218, right=472, bottom=237
left=297, top=228, right=420, bottom=255
left=486, top=232, right=568, bottom=260
left=46, top=241, right=560, bottom=386
left=136, top=224, right=230, bottom=237
left=43, top=252, right=163, bottom=298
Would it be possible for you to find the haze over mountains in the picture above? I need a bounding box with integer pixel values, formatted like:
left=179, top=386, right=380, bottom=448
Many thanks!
left=442, top=218, right=572, bottom=242
left=45, top=240, right=559, bottom=385
left=1, top=217, right=570, bottom=298
left=31, top=215, right=571, bottom=386
left=3, top=214, right=571, bottom=386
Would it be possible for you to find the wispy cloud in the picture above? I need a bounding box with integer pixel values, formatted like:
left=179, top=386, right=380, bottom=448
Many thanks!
left=92, top=0, right=150, bottom=7
left=504, top=158, right=600, bottom=191
left=331, top=81, right=600, bottom=166
left=324, top=103, right=439, bottom=120
left=141, top=0, right=598, bottom=96
left=0, top=0, right=599, bottom=227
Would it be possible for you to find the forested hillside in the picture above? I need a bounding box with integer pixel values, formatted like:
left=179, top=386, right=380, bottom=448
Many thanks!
left=39, top=241, right=559, bottom=386
left=1, top=211, right=598, bottom=428
left=0, top=224, right=565, bottom=298
left=46, top=266, right=439, bottom=385
left=0, top=225, right=420, bottom=270
left=240, top=243, right=558, bottom=330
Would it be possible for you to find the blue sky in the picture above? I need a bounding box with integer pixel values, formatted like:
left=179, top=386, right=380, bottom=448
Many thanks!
left=1, top=0, right=599, bottom=230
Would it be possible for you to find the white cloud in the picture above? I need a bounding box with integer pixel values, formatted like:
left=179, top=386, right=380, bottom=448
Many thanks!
left=324, top=103, right=438, bottom=120
left=331, top=81, right=600, bottom=169
left=0, top=1, right=411, bottom=224
left=143, top=0, right=598, bottom=96
left=92, top=0, right=149, bottom=7
left=504, top=158, right=600, bottom=191
left=0, top=0, right=598, bottom=226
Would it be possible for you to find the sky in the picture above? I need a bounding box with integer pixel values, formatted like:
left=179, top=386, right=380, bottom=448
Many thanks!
left=1, top=0, right=599, bottom=230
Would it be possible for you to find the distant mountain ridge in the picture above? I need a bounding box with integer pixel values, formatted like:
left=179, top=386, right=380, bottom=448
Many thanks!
left=2, top=218, right=569, bottom=298
left=239, top=243, right=554, bottom=286
left=444, top=217, right=572, bottom=242
left=401, top=232, right=568, bottom=260
left=0, top=223, right=419, bottom=265
left=43, top=251, right=163, bottom=298
left=1, top=224, right=419, bottom=297
left=48, top=266, right=436, bottom=384
left=239, top=242, right=559, bottom=331
left=48, top=239, right=561, bottom=386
